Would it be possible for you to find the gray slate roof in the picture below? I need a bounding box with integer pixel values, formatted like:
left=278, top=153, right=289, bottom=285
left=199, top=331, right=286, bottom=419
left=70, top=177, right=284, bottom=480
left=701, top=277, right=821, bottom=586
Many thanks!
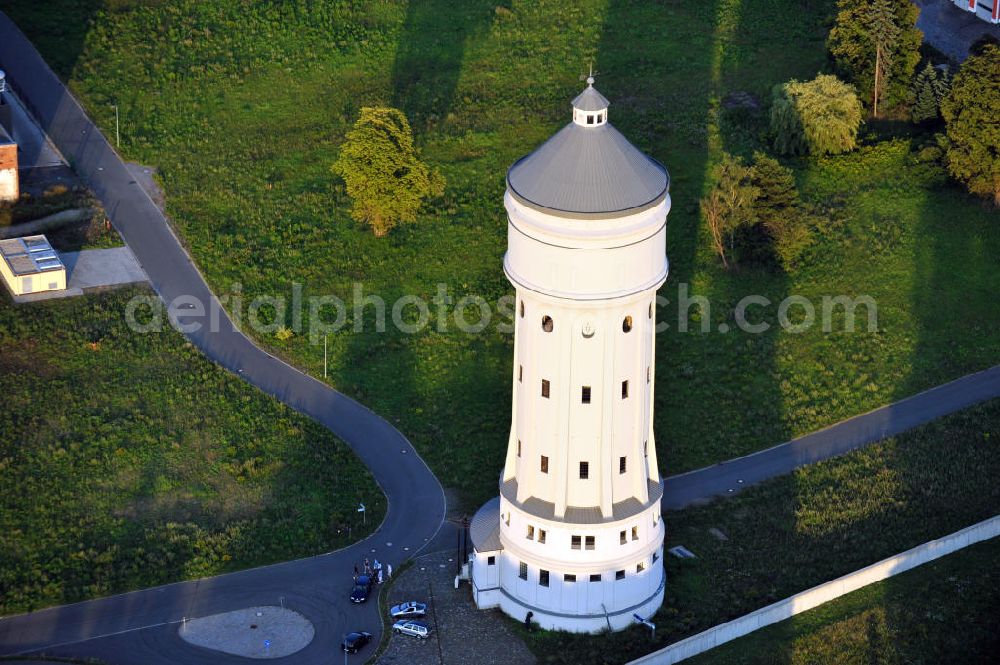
left=507, top=119, right=668, bottom=219
left=571, top=86, right=609, bottom=111
left=470, top=496, right=502, bottom=553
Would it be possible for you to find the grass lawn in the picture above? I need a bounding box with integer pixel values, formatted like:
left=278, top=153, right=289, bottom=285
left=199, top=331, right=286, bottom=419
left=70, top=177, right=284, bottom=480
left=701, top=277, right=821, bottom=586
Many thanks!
left=686, top=537, right=1000, bottom=665
left=0, top=288, right=385, bottom=615
left=519, top=398, right=1000, bottom=663
left=5, top=0, right=1000, bottom=514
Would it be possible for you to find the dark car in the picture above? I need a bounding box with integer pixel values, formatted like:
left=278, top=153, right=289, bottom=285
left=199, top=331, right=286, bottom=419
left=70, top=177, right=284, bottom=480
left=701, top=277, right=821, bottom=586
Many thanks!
left=350, top=574, right=373, bottom=603
left=341, top=631, right=372, bottom=654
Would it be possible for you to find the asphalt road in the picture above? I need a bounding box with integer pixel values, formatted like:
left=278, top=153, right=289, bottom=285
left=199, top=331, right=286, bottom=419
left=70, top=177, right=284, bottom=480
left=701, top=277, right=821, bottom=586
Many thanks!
left=2, top=10, right=1000, bottom=664
left=0, top=13, right=446, bottom=664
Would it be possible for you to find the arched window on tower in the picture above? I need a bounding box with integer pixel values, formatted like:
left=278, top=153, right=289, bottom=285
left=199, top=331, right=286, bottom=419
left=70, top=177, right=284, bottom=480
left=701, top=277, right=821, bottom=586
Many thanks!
left=542, top=315, right=554, bottom=332
left=623, top=315, right=633, bottom=333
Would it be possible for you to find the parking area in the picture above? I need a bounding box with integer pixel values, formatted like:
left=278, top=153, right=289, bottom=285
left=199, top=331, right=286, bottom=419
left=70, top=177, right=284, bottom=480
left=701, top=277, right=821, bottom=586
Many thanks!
left=377, top=549, right=536, bottom=665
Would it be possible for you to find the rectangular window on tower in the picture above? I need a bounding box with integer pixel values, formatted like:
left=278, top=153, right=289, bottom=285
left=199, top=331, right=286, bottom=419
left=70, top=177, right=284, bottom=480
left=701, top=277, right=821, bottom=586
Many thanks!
left=647, top=366, right=651, bottom=383
left=519, top=562, right=527, bottom=580
left=488, top=556, right=496, bottom=566
left=622, top=380, right=629, bottom=399
left=519, top=365, right=523, bottom=382
left=585, top=535, right=595, bottom=550
left=540, top=455, right=549, bottom=474
left=590, top=573, right=602, bottom=582
left=526, top=525, right=534, bottom=540
left=581, top=386, right=591, bottom=404
left=632, top=526, right=639, bottom=541
left=517, top=439, right=521, bottom=457
left=616, top=570, right=626, bottom=581
left=571, top=535, right=581, bottom=550
left=539, top=569, right=550, bottom=587
left=619, top=456, right=627, bottom=474
left=541, top=379, right=550, bottom=398
left=620, top=530, right=627, bottom=545
left=579, top=461, right=589, bottom=479
left=564, top=573, right=576, bottom=583
left=538, top=529, right=546, bottom=544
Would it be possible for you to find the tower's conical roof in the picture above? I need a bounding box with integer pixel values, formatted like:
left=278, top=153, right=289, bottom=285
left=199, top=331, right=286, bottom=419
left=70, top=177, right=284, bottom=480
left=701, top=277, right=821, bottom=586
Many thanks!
left=506, top=84, right=668, bottom=219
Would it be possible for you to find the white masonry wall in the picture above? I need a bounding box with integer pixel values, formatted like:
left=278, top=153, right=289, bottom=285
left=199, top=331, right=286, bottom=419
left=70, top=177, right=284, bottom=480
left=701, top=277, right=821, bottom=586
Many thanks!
left=628, top=515, right=1000, bottom=664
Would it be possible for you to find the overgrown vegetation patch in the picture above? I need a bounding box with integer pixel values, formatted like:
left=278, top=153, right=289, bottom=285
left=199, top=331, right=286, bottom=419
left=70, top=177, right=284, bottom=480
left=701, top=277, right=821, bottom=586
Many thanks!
left=0, top=289, right=384, bottom=615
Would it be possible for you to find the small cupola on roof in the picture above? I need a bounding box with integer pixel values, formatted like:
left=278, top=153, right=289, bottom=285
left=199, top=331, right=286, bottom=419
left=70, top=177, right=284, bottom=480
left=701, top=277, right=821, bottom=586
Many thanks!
left=506, top=79, right=669, bottom=218
left=572, top=76, right=609, bottom=126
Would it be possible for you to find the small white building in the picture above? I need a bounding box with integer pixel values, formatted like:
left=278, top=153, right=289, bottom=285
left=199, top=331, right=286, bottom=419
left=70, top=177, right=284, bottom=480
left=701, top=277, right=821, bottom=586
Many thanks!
left=0, top=235, right=66, bottom=296
left=953, top=0, right=1000, bottom=23
left=470, top=80, right=670, bottom=632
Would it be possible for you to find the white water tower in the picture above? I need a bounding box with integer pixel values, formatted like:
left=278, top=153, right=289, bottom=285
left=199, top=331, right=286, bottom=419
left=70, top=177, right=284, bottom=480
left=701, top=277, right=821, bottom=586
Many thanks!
left=469, top=78, right=670, bottom=632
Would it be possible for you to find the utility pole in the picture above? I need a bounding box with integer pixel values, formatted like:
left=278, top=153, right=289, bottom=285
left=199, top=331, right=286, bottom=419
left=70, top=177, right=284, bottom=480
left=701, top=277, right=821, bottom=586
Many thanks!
left=113, top=105, right=120, bottom=147
left=324, top=334, right=328, bottom=378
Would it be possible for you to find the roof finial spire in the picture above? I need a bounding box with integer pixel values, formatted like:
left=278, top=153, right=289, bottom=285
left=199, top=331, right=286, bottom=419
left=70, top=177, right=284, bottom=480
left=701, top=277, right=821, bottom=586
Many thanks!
left=587, top=62, right=595, bottom=87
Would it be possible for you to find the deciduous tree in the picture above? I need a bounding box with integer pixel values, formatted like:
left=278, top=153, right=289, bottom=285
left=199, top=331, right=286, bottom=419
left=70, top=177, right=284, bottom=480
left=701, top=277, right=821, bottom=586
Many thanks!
left=701, top=154, right=759, bottom=269
left=749, top=153, right=811, bottom=270
left=771, top=75, right=863, bottom=156
left=332, top=107, right=444, bottom=237
left=940, top=45, right=1000, bottom=206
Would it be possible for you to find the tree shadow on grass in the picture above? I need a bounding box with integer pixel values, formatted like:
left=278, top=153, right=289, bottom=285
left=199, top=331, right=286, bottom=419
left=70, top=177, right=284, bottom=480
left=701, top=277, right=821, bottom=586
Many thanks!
left=1, top=0, right=103, bottom=80
left=390, top=0, right=507, bottom=130
left=334, top=275, right=512, bottom=516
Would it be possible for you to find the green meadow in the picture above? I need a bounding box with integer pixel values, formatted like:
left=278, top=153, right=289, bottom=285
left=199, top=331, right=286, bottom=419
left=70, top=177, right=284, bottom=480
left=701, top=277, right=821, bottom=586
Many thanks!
left=6, top=0, right=1000, bottom=512
left=0, top=289, right=384, bottom=615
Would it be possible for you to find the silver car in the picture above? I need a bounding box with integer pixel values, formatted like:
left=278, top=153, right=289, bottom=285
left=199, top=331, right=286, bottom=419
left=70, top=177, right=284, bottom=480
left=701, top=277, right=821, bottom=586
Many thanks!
left=389, top=601, right=427, bottom=619
left=393, top=620, right=430, bottom=639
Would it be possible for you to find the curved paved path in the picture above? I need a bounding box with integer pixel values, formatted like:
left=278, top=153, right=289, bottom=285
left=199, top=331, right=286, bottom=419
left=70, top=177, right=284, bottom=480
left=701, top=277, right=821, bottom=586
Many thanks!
left=2, top=10, right=1000, bottom=663
left=0, top=13, right=446, bottom=664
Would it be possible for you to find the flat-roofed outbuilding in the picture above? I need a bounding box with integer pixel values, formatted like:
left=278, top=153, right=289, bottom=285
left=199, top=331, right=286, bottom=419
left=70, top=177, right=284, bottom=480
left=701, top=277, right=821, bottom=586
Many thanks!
left=0, top=234, right=66, bottom=295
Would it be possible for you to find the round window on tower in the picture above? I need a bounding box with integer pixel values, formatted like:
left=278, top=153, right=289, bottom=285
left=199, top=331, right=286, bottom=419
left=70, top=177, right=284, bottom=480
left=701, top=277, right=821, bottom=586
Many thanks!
left=622, top=315, right=633, bottom=333
left=542, top=315, right=554, bottom=332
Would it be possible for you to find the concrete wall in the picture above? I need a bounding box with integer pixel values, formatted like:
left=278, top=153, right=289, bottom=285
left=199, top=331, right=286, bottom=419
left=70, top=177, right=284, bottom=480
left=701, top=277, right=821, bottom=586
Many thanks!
left=628, top=515, right=1000, bottom=664
left=0, top=142, right=16, bottom=202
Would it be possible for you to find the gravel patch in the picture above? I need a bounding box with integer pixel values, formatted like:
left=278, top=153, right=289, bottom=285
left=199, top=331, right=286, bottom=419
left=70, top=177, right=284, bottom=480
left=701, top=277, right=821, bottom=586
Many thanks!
left=178, top=605, right=314, bottom=659
left=378, top=550, right=535, bottom=665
